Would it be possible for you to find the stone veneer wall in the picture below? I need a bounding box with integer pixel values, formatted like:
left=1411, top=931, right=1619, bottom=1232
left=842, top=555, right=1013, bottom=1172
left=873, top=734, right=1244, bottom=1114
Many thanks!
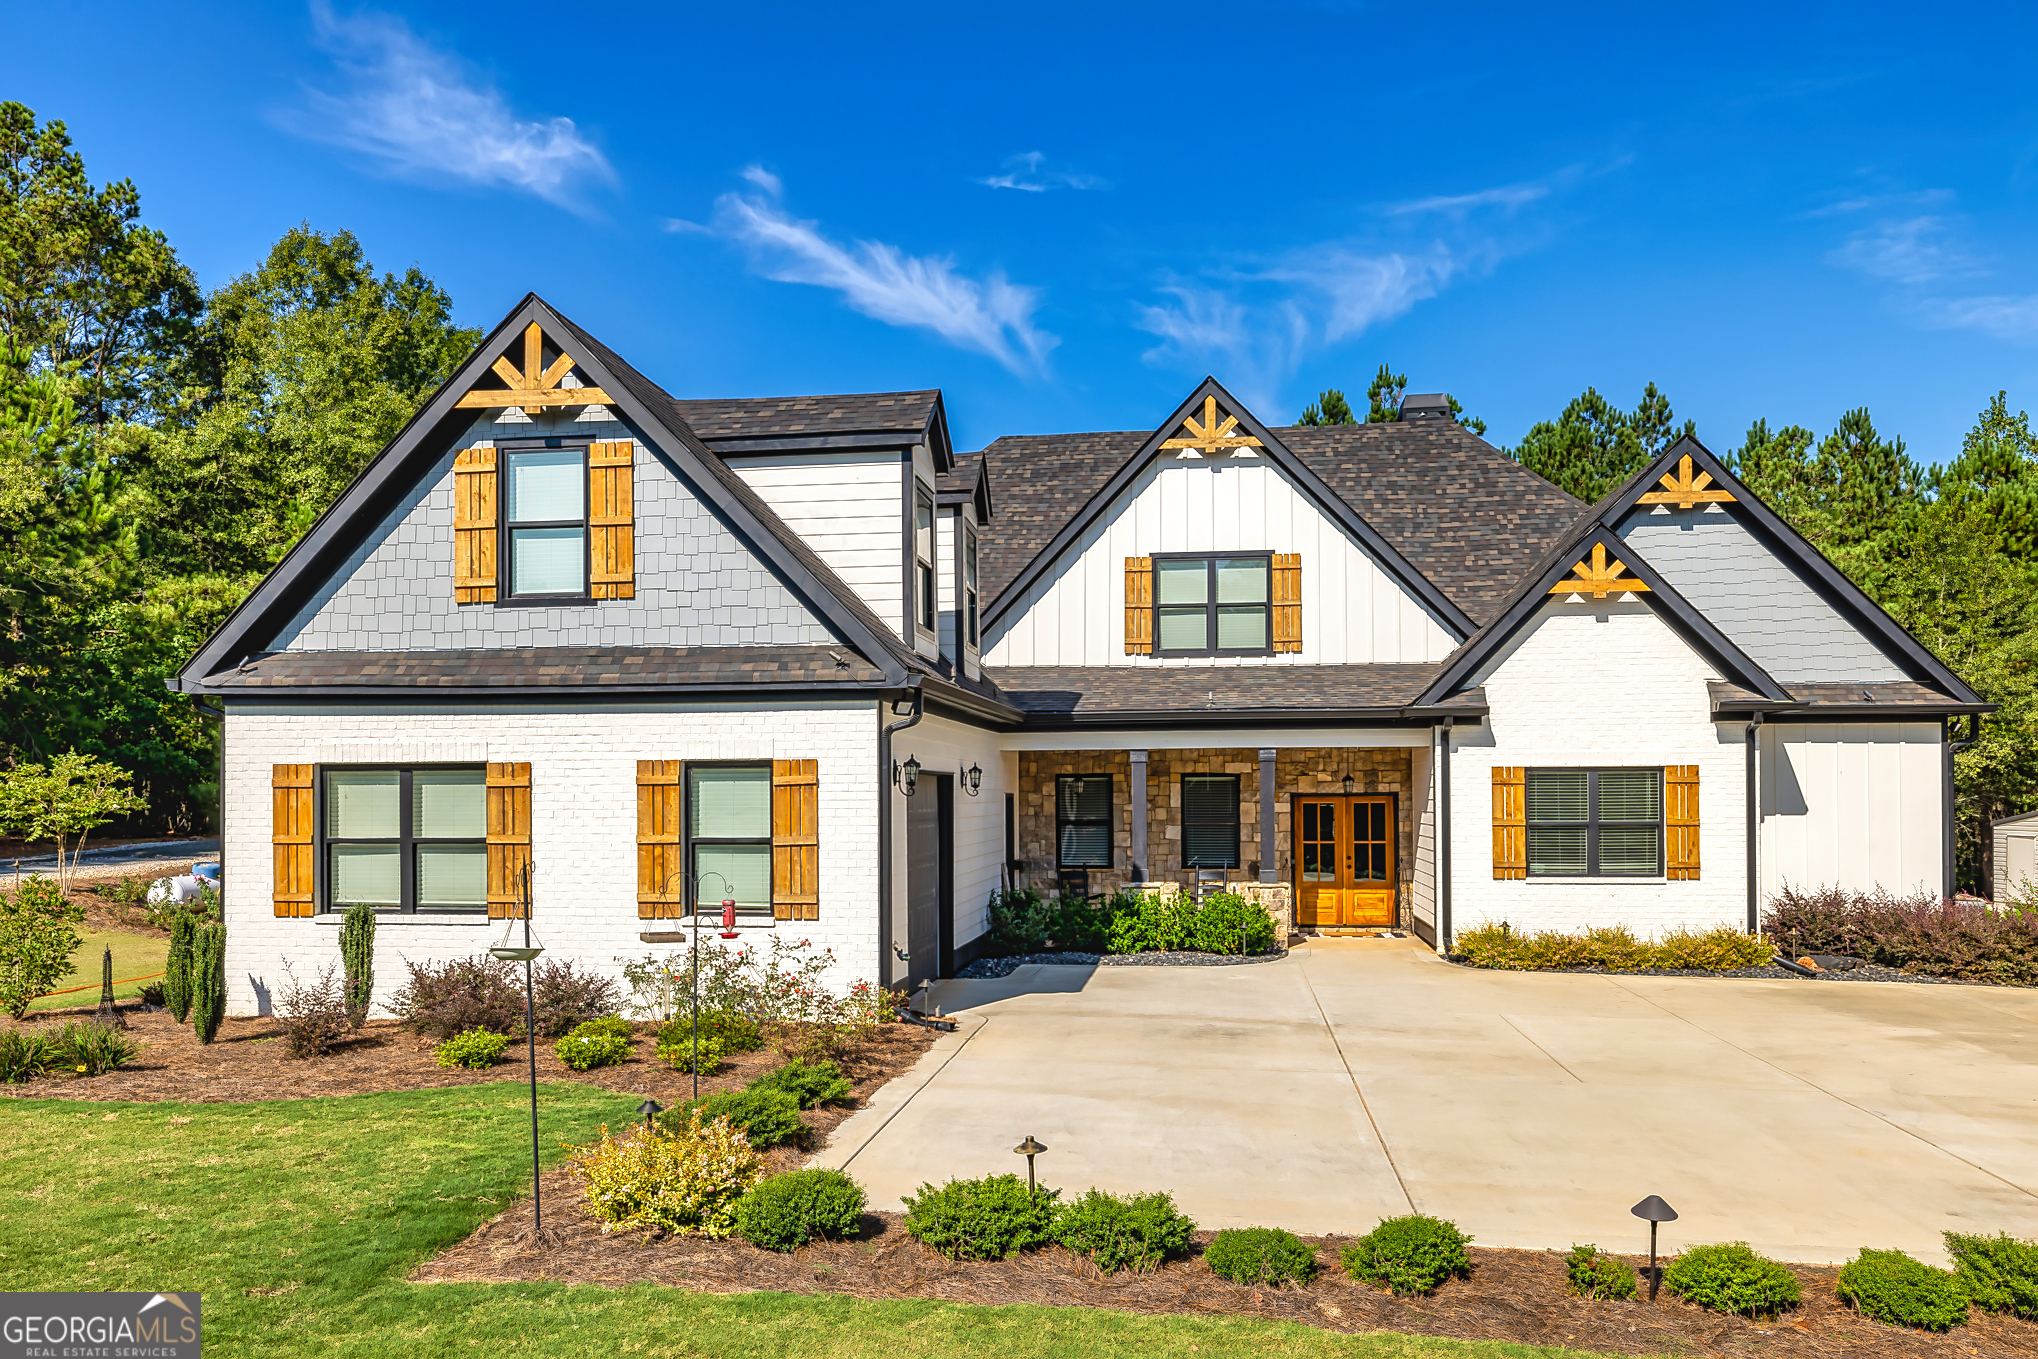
left=1016, top=747, right=1416, bottom=907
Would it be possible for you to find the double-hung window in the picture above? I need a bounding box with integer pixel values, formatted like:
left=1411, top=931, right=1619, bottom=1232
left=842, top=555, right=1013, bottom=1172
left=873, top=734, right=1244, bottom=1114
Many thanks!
left=324, top=766, right=487, bottom=913
left=1056, top=774, right=1112, bottom=868
left=688, top=764, right=772, bottom=913
left=1181, top=775, right=1240, bottom=869
left=962, top=523, right=980, bottom=649
left=1526, top=768, right=1663, bottom=876
left=504, top=444, right=587, bottom=598
left=913, top=485, right=936, bottom=635
left=1155, top=554, right=1272, bottom=656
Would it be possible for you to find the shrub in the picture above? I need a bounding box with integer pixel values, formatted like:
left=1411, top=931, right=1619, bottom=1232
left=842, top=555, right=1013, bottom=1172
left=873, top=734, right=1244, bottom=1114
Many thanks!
left=1205, top=1226, right=1318, bottom=1286
left=1767, top=884, right=2038, bottom=985
left=736, top=1168, right=866, bottom=1251
left=1047, top=892, right=1114, bottom=953
left=655, top=1030, right=726, bottom=1074
left=1106, top=892, right=1198, bottom=954
left=435, top=1027, right=510, bottom=1070
left=752, top=1058, right=852, bottom=1109
left=164, top=909, right=196, bottom=1023
left=902, top=1174, right=1059, bottom=1260
left=274, top=961, right=351, bottom=1059
left=338, top=902, right=374, bottom=1028
left=571, top=1016, right=634, bottom=1041
left=0, top=1028, right=60, bottom=1082
left=137, top=980, right=165, bottom=1008
left=1836, top=1248, right=1968, bottom=1330
left=1654, top=926, right=1775, bottom=970
left=1051, top=1189, right=1195, bottom=1272
left=190, top=922, right=225, bottom=1045
left=530, top=957, right=620, bottom=1037
left=390, top=956, right=523, bottom=1039
left=0, top=875, right=83, bottom=1019
left=1190, top=893, right=1278, bottom=955
left=1946, top=1231, right=2038, bottom=1317
left=569, top=1113, right=763, bottom=1238
left=661, top=1087, right=806, bottom=1149
left=1457, top=921, right=1775, bottom=972
left=1566, top=1244, right=1638, bottom=1300
left=700, top=1008, right=763, bottom=1052
left=1340, top=1214, right=1472, bottom=1295
left=55, top=1020, right=139, bottom=1076
left=554, top=1030, right=631, bottom=1071
left=1663, top=1242, right=1801, bottom=1318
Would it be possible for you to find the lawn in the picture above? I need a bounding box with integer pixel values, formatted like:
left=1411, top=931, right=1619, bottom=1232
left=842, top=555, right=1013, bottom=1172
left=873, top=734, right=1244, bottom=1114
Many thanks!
left=29, top=927, right=169, bottom=1012
left=0, top=1082, right=1613, bottom=1359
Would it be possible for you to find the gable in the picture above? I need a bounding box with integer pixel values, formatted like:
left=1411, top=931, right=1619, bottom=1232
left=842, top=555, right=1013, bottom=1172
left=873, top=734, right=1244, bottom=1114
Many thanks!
left=1618, top=503, right=1907, bottom=683
left=267, top=406, right=834, bottom=654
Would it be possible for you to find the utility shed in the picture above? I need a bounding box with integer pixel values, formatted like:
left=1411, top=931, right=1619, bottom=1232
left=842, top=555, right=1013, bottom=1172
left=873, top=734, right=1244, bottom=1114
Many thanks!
left=1994, top=808, right=2038, bottom=905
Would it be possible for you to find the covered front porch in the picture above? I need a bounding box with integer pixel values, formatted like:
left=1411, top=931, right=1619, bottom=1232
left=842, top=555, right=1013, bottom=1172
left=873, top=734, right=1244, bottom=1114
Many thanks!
left=1002, top=734, right=1434, bottom=935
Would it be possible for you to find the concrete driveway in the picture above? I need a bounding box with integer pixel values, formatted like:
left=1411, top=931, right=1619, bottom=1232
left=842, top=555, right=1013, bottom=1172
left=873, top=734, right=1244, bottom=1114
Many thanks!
left=813, top=938, right=2038, bottom=1264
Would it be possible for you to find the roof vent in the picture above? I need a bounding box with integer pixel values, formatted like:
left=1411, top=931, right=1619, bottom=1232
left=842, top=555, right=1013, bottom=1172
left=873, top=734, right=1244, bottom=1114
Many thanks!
left=1400, top=393, right=1453, bottom=422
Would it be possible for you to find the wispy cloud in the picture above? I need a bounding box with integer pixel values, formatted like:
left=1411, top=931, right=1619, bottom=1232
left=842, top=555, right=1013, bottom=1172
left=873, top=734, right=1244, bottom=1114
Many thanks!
left=706, top=171, right=1056, bottom=374
left=1387, top=182, right=1549, bottom=217
left=285, top=2, right=614, bottom=209
left=1815, top=190, right=2038, bottom=340
left=980, top=152, right=1108, bottom=193
left=1920, top=294, right=2038, bottom=340
left=1827, top=215, right=1984, bottom=285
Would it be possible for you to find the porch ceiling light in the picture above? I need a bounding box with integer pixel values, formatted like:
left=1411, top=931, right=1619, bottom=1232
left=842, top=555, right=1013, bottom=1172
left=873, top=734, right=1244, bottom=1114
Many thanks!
left=961, top=761, right=983, bottom=797
left=1631, top=1194, right=1679, bottom=1301
left=1013, top=1134, right=1048, bottom=1196
left=894, top=755, right=921, bottom=797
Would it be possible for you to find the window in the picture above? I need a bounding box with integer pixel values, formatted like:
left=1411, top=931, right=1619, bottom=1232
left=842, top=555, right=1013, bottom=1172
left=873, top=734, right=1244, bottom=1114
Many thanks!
left=1056, top=774, right=1112, bottom=868
left=962, top=523, right=980, bottom=649
left=504, top=445, right=587, bottom=598
left=914, top=485, right=936, bottom=634
left=688, top=764, right=772, bottom=912
left=1154, top=554, right=1272, bottom=655
left=1526, top=768, right=1662, bottom=876
left=1182, top=775, right=1240, bottom=869
left=323, top=766, right=486, bottom=913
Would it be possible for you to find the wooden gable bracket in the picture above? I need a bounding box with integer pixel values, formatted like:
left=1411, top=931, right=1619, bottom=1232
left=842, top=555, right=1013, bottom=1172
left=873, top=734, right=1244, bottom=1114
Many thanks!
left=1636, top=453, right=1736, bottom=510
left=1548, top=541, right=1652, bottom=600
left=1161, top=395, right=1265, bottom=459
left=454, top=322, right=614, bottom=415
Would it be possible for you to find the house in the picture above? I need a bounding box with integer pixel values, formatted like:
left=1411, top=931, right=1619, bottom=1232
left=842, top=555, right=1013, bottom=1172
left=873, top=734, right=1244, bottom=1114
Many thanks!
left=173, top=295, right=1990, bottom=1015
left=1993, top=809, right=2038, bottom=905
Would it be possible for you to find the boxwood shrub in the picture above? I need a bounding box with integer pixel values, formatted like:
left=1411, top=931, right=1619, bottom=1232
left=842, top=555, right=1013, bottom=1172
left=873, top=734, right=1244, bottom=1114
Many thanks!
left=1340, top=1215, right=1472, bottom=1295
left=1663, top=1242, right=1801, bottom=1318
left=1946, top=1230, right=2038, bottom=1317
left=1050, top=1189, right=1196, bottom=1272
left=1565, top=1243, right=1637, bottom=1300
left=554, top=1030, right=630, bottom=1072
left=752, top=1058, right=853, bottom=1109
left=1836, top=1248, right=1968, bottom=1331
left=902, top=1174, right=1058, bottom=1260
left=660, top=1087, right=805, bottom=1150
left=1205, top=1227, right=1317, bottom=1286
left=434, top=1027, right=510, bottom=1070
left=735, top=1168, right=866, bottom=1251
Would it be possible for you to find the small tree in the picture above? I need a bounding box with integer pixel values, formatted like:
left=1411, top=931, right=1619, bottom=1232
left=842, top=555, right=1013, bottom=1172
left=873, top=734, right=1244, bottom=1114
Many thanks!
left=339, top=901, right=374, bottom=1028
left=0, top=875, right=83, bottom=1018
left=191, top=921, right=226, bottom=1044
left=164, top=909, right=196, bottom=1023
left=0, top=753, right=149, bottom=891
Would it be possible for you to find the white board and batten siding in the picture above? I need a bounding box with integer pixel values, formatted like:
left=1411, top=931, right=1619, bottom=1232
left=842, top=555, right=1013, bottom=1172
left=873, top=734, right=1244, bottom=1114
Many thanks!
left=983, top=453, right=1458, bottom=667
left=735, top=450, right=906, bottom=639
left=1759, top=722, right=1941, bottom=900
left=882, top=711, right=1008, bottom=984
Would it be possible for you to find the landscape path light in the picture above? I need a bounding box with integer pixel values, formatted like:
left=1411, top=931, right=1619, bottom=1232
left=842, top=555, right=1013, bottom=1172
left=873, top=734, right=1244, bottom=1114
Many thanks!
left=636, top=1099, right=662, bottom=1134
left=1630, top=1194, right=1679, bottom=1301
left=1014, top=1135, right=1048, bottom=1197
left=488, top=862, right=545, bottom=1234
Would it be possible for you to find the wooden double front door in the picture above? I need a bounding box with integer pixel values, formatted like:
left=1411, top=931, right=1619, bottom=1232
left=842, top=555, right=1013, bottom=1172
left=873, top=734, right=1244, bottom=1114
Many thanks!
left=1295, top=796, right=1396, bottom=928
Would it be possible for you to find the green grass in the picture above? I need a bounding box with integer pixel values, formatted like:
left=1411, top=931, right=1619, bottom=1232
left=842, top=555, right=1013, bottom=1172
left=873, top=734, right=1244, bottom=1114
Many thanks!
left=30, top=927, right=169, bottom=1011
left=0, top=1082, right=1616, bottom=1358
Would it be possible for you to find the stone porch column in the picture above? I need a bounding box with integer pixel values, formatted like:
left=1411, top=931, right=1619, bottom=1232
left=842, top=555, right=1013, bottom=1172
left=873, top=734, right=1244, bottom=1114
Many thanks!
left=1129, top=749, right=1148, bottom=882
left=1259, top=748, right=1278, bottom=883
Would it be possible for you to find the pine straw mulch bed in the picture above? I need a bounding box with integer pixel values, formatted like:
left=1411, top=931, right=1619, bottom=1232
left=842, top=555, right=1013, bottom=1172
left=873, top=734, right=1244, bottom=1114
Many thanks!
left=0, top=1004, right=935, bottom=1140
left=418, top=1197, right=2038, bottom=1358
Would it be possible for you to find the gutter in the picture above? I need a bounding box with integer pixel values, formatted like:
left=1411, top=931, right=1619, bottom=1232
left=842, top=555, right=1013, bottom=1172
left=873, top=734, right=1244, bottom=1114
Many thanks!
left=877, top=681, right=924, bottom=986
left=1011, top=704, right=1489, bottom=731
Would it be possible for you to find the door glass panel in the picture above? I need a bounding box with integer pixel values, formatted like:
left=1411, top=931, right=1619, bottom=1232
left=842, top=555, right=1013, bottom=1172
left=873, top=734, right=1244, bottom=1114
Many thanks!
left=331, top=843, right=400, bottom=906
left=1354, top=800, right=1390, bottom=882
left=1301, top=802, right=1335, bottom=881
left=505, top=448, right=585, bottom=519
left=416, top=843, right=486, bottom=909
left=326, top=770, right=399, bottom=838
left=413, top=769, right=485, bottom=838
left=1156, top=559, right=1208, bottom=604
left=694, top=843, right=770, bottom=909
left=1156, top=607, right=1208, bottom=651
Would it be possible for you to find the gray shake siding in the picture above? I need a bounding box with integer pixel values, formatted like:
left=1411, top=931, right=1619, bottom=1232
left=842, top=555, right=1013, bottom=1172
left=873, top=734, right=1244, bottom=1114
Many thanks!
left=273, top=410, right=834, bottom=653
left=1619, top=505, right=1906, bottom=683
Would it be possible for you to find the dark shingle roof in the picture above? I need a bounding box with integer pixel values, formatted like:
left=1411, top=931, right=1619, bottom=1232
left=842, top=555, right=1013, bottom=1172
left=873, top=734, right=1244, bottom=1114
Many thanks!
left=973, top=422, right=1583, bottom=626
left=669, top=390, right=940, bottom=443
left=986, top=662, right=1466, bottom=720
left=202, top=646, right=886, bottom=692
left=1707, top=679, right=1988, bottom=716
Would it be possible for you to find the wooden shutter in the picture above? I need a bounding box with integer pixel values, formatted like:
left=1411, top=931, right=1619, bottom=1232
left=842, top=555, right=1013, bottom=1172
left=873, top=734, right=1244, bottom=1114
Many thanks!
left=1124, top=557, right=1154, bottom=655
left=486, top=762, right=532, bottom=918
left=1492, top=766, right=1526, bottom=880
left=589, top=440, right=635, bottom=600
left=1271, top=552, right=1302, bottom=653
left=637, top=761, right=684, bottom=919
left=272, top=764, right=314, bottom=917
left=453, top=447, right=498, bottom=604
left=772, top=759, right=820, bottom=921
left=1665, top=765, right=1700, bottom=880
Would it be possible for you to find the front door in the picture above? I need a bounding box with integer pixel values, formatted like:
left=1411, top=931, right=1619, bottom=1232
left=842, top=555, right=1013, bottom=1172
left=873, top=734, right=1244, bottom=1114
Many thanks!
left=904, top=773, right=952, bottom=989
left=1294, top=796, right=1396, bottom=928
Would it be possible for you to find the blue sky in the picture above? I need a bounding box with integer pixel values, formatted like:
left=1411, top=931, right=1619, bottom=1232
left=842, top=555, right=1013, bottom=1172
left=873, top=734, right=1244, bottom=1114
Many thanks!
left=16, top=1, right=2038, bottom=462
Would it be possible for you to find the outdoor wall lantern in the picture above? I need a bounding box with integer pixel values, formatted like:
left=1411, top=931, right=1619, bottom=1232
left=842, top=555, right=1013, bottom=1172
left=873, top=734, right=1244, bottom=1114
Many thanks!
left=1630, top=1194, right=1679, bottom=1301
left=961, top=761, right=983, bottom=797
left=1342, top=772, right=1356, bottom=796
left=488, top=862, right=545, bottom=1231
left=636, top=1099, right=662, bottom=1133
left=1013, top=1134, right=1048, bottom=1197
left=893, top=754, right=922, bottom=797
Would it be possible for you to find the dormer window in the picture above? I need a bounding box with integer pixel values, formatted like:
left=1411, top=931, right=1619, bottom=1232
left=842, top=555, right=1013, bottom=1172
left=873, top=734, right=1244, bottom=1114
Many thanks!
left=505, top=445, right=587, bottom=598
left=1154, top=553, right=1272, bottom=656
left=963, top=523, right=980, bottom=649
left=914, top=484, right=936, bottom=635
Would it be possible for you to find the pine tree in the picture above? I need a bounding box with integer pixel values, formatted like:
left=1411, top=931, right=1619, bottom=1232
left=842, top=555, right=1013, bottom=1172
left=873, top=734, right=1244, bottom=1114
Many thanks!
left=1297, top=388, right=1356, bottom=425
left=191, top=920, right=224, bottom=1044
left=1505, top=387, right=1649, bottom=503
left=1365, top=363, right=1408, bottom=422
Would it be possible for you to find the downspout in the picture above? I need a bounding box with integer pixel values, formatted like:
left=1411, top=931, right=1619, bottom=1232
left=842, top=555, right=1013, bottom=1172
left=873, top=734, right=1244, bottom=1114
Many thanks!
left=1945, top=714, right=1981, bottom=900
left=877, top=682, right=924, bottom=986
left=1439, top=718, right=1453, bottom=953
left=195, top=700, right=225, bottom=913
left=1744, top=712, right=1762, bottom=934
